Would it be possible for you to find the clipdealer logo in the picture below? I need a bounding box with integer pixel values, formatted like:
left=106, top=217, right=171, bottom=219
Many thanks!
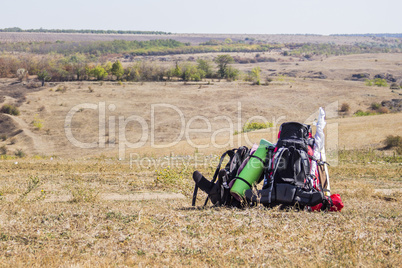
left=64, top=101, right=339, bottom=165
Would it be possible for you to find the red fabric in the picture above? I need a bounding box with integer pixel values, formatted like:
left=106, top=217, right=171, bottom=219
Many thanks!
left=311, top=203, right=322, bottom=211
left=311, top=194, right=344, bottom=212
left=330, top=194, right=344, bottom=212
left=307, top=145, right=314, bottom=156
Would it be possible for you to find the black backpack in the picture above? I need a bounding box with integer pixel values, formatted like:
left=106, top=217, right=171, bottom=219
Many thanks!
left=270, top=122, right=313, bottom=187
left=192, top=146, right=250, bottom=207
left=245, top=122, right=326, bottom=208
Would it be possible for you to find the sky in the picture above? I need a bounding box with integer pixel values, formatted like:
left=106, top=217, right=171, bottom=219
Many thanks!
left=0, top=0, right=401, bottom=35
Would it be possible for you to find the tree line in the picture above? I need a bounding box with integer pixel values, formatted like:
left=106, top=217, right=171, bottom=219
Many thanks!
left=0, top=27, right=169, bottom=35
left=1, top=39, right=398, bottom=59
left=0, top=53, right=262, bottom=83
left=287, top=42, right=401, bottom=56
left=330, top=33, right=402, bottom=38
left=0, top=39, right=278, bottom=57
left=0, top=39, right=186, bottom=55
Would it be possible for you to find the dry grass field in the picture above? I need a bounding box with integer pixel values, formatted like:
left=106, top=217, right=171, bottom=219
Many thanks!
left=0, top=49, right=401, bottom=266
left=0, top=152, right=400, bottom=267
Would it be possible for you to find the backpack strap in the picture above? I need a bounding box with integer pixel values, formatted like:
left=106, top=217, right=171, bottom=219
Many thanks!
left=203, top=149, right=235, bottom=207
left=299, top=149, right=310, bottom=177
left=248, top=154, right=265, bottom=165
left=192, top=185, right=199, bottom=206
left=212, top=149, right=235, bottom=183
left=267, top=147, right=288, bottom=203
left=232, top=176, right=252, bottom=188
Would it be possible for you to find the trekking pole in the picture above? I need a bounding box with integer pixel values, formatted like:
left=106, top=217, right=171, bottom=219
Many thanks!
left=320, top=146, right=331, bottom=197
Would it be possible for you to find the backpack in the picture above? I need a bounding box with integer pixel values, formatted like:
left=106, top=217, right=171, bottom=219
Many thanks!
left=192, top=146, right=250, bottom=207
left=245, top=122, right=326, bottom=208
left=270, top=122, right=314, bottom=188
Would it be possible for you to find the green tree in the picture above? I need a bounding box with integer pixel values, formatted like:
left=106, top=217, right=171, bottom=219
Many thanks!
left=85, top=64, right=93, bottom=80
left=251, top=67, right=261, bottom=85
left=197, top=59, right=213, bottom=78
left=165, top=68, right=174, bottom=81
left=225, top=66, right=239, bottom=81
left=37, top=70, right=51, bottom=86
left=214, top=54, right=234, bottom=78
left=173, top=62, right=182, bottom=77
left=182, top=64, right=205, bottom=81
left=111, top=60, right=124, bottom=80
left=68, top=54, right=86, bottom=80
left=91, top=65, right=108, bottom=81
left=104, top=61, right=113, bottom=73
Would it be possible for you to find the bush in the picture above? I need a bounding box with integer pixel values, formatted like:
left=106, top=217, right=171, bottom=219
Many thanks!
left=55, top=85, right=68, bottom=93
left=32, top=115, right=44, bottom=130
left=374, top=78, right=388, bottom=87
left=0, top=145, right=7, bottom=155
left=354, top=110, right=374, bottom=116
left=368, top=103, right=389, bottom=114
left=15, top=149, right=25, bottom=158
left=225, top=66, right=240, bottom=81
left=377, top=107, right=389, bottom=114
left=370, top=102, right=381, bottom=110
left=340, top=103, right=350, bottom=113
left=242, top=122, right=273, bottom=133
left=384, top=135, right=402, bottom=154
left=265, top=77, right=273, bottom=84
left=390, top=82, right=400, bottom=89
left=365, top=79, right=373, bottom=86
left=0, top=104, right=20, bottom=116
left=366, top=78, right=388, bottom=87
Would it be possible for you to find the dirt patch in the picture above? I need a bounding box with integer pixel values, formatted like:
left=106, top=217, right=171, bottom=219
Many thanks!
left=374, top=189, right=402, bottom=195
left=0, top=81, right=44, bottom=106
left=0, top=114, right=19, bottom=136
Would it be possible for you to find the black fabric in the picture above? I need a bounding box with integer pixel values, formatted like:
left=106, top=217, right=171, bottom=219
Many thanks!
left=193, top=171, right=214, bottom=193
left=271, top=147, right=309, bottom=188
left=275, top=183, right=297, bottom=203
left=245, top=184, right=324, bottom=207
left=320, top=195, right=333, bottom=211
left=271, top=122, right=312, bottom=188
left=192, top=171, right=214, bottom=206
left=192, top=146, right=250, bottom=207
left=279, top=122, right=311, bottom=141
left=254, top=122, right=326, bottom=208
